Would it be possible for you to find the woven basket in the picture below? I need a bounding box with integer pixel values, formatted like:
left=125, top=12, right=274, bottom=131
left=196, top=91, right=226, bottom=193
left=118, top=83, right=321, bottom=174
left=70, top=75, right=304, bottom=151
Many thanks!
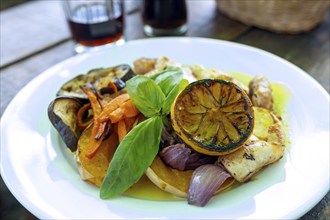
left=216, top=0, right=330, bottom=33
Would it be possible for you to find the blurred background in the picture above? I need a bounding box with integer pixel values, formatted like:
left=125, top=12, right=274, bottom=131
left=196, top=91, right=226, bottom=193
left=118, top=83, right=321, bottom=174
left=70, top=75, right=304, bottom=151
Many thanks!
left=1, top=0, right=329, bottom=219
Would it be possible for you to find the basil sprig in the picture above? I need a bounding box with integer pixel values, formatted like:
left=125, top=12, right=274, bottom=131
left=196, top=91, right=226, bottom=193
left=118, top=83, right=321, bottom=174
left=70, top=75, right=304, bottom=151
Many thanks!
left=100, top=67, right=188, bottom=199
left=124, top=75, right=165, bottom=117
left=100, top=116, right=162, bottom=199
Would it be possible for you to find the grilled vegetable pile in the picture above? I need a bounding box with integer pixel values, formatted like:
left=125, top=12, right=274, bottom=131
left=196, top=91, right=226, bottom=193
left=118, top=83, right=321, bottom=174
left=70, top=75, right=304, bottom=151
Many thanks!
left=48, top=57, right=289, bottom=207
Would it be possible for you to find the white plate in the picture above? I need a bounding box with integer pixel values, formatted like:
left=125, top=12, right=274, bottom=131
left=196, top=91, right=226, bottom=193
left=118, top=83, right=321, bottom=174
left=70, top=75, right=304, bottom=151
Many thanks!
left=1, top=37, right=329, bottom=219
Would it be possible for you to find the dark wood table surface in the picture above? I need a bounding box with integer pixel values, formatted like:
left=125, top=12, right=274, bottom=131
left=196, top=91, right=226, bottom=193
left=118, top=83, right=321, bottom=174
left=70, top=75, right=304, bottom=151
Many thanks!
left=1, top=0, right=329, bottom=219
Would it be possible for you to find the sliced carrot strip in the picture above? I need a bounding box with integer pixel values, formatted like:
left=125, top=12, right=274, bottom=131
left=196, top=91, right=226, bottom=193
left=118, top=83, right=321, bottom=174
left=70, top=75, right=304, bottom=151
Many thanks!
left=81, top=85, right=102, bottom=116
left=117, top=120, right=127, bottom=143
left=108, top=81, right=118, bottom=97
left=86, top=121, right=105, bottom=159
left=81, top=85, right=105, bottom=158
left=108, top=108, right=125, bottom=124
left=98, top=93, right=130, bottom=122
left=77, top=103, right=93, bottom=129
left=94, top=121, right=107, bottom=141
left=120, top=99, right=140, bottom=118
left=86, top=94, right=128, bottom=159
left=84, top=92, right=140, bottom=158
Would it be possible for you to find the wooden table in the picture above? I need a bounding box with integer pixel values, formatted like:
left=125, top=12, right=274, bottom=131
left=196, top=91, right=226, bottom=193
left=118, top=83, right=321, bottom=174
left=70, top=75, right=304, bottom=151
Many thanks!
left=1, top=1, right=329, bottom=219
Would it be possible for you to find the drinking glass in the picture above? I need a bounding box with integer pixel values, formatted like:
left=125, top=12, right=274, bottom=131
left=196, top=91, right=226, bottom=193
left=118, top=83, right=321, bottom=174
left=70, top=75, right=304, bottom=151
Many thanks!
left=63, top=0, right=125, bottom=53
left=142, top=0, right=188, bottom=36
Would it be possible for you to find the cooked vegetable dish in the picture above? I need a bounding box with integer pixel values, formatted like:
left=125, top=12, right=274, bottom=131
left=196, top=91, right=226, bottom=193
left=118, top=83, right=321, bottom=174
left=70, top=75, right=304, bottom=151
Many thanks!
left=48, top=57, right=289, bottom=207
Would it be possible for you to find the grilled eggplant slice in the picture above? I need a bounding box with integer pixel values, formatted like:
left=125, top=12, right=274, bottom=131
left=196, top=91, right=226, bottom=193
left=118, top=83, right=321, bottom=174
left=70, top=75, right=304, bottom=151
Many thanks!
left=48, top=96, right=84, bottom=151
left=57, top=64, right=135, bottom=98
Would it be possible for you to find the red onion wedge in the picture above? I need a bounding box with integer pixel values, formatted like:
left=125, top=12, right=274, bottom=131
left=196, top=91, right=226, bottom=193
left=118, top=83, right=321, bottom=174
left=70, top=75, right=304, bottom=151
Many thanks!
left=159, top=144, right=191, bottom=170
left=185, top=151, right=217, bottom=170
left=188, top=164, right=231, bottom=207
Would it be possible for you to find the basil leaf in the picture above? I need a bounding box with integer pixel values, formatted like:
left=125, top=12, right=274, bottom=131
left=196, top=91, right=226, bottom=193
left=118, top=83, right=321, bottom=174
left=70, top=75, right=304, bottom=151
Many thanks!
left=100, top=116, right=163, bottom=199
left=154, top=67, right=183, bottom=96
left=162, top=79, right=189, bottom=115
left=126, top=75, right=165, bottom=117
left=148, top=70, right=166, bottom=81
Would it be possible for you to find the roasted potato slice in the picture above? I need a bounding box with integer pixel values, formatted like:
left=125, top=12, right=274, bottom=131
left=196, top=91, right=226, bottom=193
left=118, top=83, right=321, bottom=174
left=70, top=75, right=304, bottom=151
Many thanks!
left=76, top=124, right=118, bottom=187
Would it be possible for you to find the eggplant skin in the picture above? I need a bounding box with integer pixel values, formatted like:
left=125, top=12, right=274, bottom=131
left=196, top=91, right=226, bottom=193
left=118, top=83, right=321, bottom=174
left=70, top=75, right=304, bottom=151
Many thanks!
left=56, top=64, right=135, bottom=98
left=48, top=96, right=84, bottom=152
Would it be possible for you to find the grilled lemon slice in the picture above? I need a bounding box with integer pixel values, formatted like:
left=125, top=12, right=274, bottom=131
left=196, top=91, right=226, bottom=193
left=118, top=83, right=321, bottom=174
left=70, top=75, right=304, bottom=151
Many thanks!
left=171, top=79, right=254, bottom=156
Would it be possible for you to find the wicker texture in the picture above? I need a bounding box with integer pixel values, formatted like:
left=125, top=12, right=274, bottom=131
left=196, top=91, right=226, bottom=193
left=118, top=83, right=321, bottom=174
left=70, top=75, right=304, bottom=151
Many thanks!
left=217, top=0, right=330, bottom=33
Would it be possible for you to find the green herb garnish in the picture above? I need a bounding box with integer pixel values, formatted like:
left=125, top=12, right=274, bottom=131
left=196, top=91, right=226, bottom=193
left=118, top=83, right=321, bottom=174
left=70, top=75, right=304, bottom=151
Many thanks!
left=100, top=67, right=188, bottom=199
left=124, top=75, right=165, bottom=117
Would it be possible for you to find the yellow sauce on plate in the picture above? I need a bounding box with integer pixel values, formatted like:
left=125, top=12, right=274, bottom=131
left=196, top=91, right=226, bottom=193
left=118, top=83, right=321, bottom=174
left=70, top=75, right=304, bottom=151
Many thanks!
left=124, top=175, right=183, bottom=200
